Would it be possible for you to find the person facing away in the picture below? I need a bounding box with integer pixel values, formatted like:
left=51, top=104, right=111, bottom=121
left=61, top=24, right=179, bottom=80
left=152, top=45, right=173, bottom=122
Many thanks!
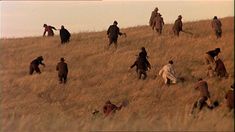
left=43, top=24, right=57, bottom=37
left=103, top=100, right=123, bottom=117
left=153, top=13, right=164, bottom=35
left=204, top=48, right=221, bottom=65
left=56, top=58, right=68, bottom=84
left=29, top=56, right=45, bottom=75
left=60, top=25, right=71, bottom=44
left=214, top=57, right=228, bottom=78
left=107, top=21, right=124, bottom=49
left=130, top=52, right=151, bottom=79
left=172, top=15, right=183, bottom=36
left=149, top=7, right=160, bottom=30
left=191, top=78, right=214, bottom=114
left=225, top=84, right=234, bottom=110
left=158, top=60, right=177, bottom=85
left=211, top=16, right=222, bottom=39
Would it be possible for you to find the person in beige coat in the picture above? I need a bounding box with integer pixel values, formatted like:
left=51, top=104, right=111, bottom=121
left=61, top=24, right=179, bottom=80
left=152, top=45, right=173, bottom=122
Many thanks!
left=159, top=60, right=177, bottom=85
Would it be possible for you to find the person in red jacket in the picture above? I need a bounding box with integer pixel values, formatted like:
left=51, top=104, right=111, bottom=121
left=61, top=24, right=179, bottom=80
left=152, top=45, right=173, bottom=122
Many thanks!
left=43, top=24, right=57, bottom=37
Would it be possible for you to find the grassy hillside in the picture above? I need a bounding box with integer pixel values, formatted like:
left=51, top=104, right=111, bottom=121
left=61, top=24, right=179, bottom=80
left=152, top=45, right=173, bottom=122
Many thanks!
left=0, top=17, right=234, bottom=131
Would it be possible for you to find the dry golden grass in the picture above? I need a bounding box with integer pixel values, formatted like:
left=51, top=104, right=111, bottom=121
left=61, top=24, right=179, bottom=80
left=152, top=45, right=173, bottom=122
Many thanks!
left=0, top=17, right=234, bottom=132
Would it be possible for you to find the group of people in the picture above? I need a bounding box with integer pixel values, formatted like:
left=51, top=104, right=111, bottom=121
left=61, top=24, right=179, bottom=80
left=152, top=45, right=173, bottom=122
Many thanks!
left=149, top=7, right=222, bottom=38
left=29, top=56, right=68, bottom=84
left=43, top=24, right=71, bottom=44
left=35, top=7, right=231, bottom=117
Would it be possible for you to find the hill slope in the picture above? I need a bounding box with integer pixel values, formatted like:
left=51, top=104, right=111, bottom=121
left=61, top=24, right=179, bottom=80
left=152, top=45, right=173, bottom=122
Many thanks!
left=0, top=17, right=234, bottom=131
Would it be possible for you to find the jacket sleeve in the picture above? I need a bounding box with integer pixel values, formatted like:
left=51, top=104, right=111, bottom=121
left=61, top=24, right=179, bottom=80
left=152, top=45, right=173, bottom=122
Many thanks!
left=51, top=26, right=56, bottom=30
left=159, top=67, right=164, bottom=76
left=43, top=28, right=47, bottom=36
left=65, top=64, right=68, bottom=73
left=107, top=26, right=110, bottom=35
left=118, top=27, right=123, bottom=36
left=130, top=61, right=137, bottom=68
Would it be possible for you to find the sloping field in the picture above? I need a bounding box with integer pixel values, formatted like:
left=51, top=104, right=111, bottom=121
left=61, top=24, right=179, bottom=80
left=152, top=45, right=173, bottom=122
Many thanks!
left=0, top=17, right=234, bottom=131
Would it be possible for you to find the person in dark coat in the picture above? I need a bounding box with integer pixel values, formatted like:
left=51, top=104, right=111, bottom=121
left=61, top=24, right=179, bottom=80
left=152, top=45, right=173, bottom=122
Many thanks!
left=60, top=25, right=71, bottom=44
left=29, top=56, right=45, bottom=75
left=107, top=21, right=125, bottom=49
left=191, top=78, right=214, bottom=114
left=103, top=100, right=122, bottom=117
left=130, top=52, right=151, bottom=80
left=225, top=84, right=234, bottom=110
left=211, top=16, right=222, bottom=38
left=43, top=24, right=57, bottom=37
left=172, top=15, right=183, bottom=36
left=204, top=48, right=221, bottom=65
left=214, top=57, right=228, bottom=78
left=56, top=58, right=68, bottom=84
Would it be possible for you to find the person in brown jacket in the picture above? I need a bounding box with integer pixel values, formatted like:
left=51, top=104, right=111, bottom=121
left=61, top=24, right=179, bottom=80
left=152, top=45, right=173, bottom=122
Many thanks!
left=153, top=13, right=164, bottom=35
left=172, top=15, right=183, bottom=36
left=56, top=58, right=68, bottom=84
left=204, top=48, right=221, bottom=65
left=225, top=84, right=234, bottom=110
left=191, top=78, right=214, bottom=114
left=149, top=7, right=160, bottom=30
left=29, top=56, right=45, bottom=75
left=103, top=100, right=122, bottom=116
left=107, top=21, right=125, bottom=49
left=211, top=16, right=222, bottom=38
left=43, top=24, right=57, bottom=37
left=214, top=57, right=228, bottom=78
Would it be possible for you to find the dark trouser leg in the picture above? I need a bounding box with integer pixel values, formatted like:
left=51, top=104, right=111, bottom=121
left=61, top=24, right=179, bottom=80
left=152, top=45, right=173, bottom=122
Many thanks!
left=142, top=71, right=147, bottom=80
left=198, top=97, right=208, bottom=110
left=35, top=66, right=41, bottom=74
left=191, top=101, right=198, bottom=114
left=29, top=64, right=34, bottom=75
left=59, top=75, right=63, bottom=84
left=63, top=74, right=67, bottom=84
left=138, top=71, right=142, bottom=79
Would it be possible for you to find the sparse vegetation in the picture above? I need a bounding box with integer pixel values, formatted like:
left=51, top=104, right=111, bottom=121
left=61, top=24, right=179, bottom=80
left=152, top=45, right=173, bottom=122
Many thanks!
left=0, top=17, right=234, bottom=131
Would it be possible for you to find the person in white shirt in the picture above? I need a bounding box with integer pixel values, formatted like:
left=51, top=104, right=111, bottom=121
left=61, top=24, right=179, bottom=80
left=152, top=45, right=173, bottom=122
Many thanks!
left=159, top=60, right=177, bottom=84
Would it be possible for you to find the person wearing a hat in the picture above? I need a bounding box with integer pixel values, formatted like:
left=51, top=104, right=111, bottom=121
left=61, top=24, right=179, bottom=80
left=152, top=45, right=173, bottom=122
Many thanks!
left=43, top=24, right=57, bottom=37
left=225, top=84, right=234, bottom=110
left=172, top=15, right=183, bottom=36
left=158, top=60, right=177, bottom=85
left=211, top=16, right=222, bottom=38
left=149, top=7, right=160, bottom=30
left=59, top=25, right=71, bottom=44
left=205, top=48, right=221, bottom=65
left=56, top=58, right=68, bottom=84
left=29, top=56, right=45, bottom=75
left=107, top=20, right=125, bottom=49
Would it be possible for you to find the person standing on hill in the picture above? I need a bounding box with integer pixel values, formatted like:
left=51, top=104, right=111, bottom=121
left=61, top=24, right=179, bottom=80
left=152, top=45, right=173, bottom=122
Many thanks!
left=56, top=58, right=68, bottom=84
left=43, top=24, right=57, bottom=37
left=204, top=48, right=221, bottom=65
left=191, top=78, right=214, bottom=114
left=172, top=15, right=183, bottom=36
left=107, top=21, right=126, bottom=49
left=59, top=25, right=71, bottom=44
left=211, top=16, right=222, bottom=39
left=149, top=7, right=160, bottom=30
left=153, top=13, right=164, bottom=35
left=225, top=84, right=234, bottom=111
left=29, top=56, right=45, bottom=75
left=158, top=60, right=177, bottom=85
